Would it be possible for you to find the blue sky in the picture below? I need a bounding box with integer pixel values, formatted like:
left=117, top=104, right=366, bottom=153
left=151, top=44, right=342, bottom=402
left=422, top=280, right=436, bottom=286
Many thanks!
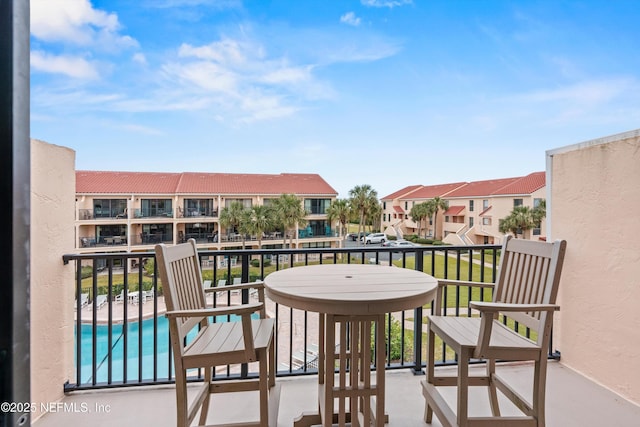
left=30, top=0, right=640, bottom=198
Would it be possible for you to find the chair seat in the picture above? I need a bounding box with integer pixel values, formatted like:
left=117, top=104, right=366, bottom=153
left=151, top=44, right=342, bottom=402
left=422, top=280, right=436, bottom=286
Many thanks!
left=183, top=318, right=275, bottom=369
left=429, top=316, right=540, bottom=360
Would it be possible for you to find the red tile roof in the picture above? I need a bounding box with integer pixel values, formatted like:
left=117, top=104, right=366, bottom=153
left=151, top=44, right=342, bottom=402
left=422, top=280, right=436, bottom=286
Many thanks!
left=76, top=171, right=338, bottom=195
left=445, top=172, right=545, bottom=198
left=393, top=206, right=404, bottom=213
left=381, top=185, right=423, bottom=200
left=400, top=182, right=467, bottom=200
left=493, top=172, right=545, bottom=195
left=444, top=205, right=465, bottom=216
left=445, top=177, right=518, bottom=198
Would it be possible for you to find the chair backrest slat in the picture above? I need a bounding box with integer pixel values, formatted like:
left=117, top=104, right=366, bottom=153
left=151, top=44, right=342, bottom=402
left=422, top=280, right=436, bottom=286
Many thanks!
left=155, top=239, right=208, bottom=351
left=493, top=236, right=566, bottom=339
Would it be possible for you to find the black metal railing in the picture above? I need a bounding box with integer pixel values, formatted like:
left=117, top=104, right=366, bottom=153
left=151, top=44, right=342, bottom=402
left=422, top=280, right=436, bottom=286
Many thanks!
left=63, top=244, right=556, bottom=392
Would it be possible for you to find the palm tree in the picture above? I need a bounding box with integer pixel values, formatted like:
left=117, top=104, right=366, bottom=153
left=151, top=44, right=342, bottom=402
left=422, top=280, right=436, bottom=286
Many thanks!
left=273, top=193, right=307, bottom=249
left=349, top=184, right=378, bottom=245
left=499, top=205, right=539, bottom=238
left=532, top=199, right=546, bottom=225
left=245, top=205, right=273, bottom=249
left=326, top=198, right=350, bottom=242
left=409, top=202, right=429, bottom=237
left=499, top=214, right=519, bottom=237
left=426, top=197, right=448, bottom=240
left=219, top=201, right=247, bottom=247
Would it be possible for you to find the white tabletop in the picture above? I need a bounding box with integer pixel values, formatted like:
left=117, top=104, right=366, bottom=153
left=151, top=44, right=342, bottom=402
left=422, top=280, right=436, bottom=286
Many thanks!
left=264, top=263, right=438, bottom=315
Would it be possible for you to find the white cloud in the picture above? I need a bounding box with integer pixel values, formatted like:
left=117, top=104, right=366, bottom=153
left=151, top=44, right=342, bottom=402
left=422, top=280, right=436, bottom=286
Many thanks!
left=519, top=79, right=634, bottom=106
left=119, top=124, right=164, bottom=136
left=132, top=53, right=147, bottom=65
left=31, top=50, right=100, bottom=79
left=31, top=0, right=137, bottom=50
left=361, top=0, right=412, bottom=8
left=340, top=12, right=361, bottom=27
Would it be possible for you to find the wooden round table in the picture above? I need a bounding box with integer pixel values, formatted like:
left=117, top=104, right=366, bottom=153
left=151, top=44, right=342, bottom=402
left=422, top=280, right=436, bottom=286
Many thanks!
left=265, top=264, right=438, bottom=427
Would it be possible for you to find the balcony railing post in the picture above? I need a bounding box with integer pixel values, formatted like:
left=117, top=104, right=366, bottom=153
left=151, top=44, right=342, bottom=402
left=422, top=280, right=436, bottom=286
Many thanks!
left=240, top=252, right=250, bottom=378
left=413, top=248, right=424, bottom=374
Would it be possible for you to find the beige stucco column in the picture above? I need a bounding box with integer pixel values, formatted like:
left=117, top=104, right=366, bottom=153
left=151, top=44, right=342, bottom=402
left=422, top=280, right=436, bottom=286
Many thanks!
left=30, top=139, right=75, bottom=419
left=547, top=129, right=640, bottom=406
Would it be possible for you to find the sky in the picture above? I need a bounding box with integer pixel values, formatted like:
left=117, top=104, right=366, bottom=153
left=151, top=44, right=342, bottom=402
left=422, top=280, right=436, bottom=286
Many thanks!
left=30, top=0, right=640, bottom=198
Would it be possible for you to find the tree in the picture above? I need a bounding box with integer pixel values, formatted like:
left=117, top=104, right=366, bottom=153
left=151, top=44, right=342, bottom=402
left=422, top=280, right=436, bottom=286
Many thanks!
left=349, top=184, right=379, bottom=245
left=219, top=201, right=248, bottom=248
left=532, top=199, right=546, bottom=226
left=245, top=205, right=274, bottom=249
left=326, top=198, right=350, bottom=242
left=426, top=197, right=448, bottom=240
left=499, top=205, right=543, bottom=238
left=409, top=202, right=429, bottom=237
left=273, top=193, right=307, bottom=249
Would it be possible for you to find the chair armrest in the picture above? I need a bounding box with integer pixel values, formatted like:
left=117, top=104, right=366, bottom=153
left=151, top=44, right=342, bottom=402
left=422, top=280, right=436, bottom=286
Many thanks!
left=437, top=279, right=495, bottom=289
left=470, top=301, right=560, bottom=313
left=205, top=280, right=264, bottom=293
left=472, top=302, right=559, bottom=358
left=433, top=279, right=495, bottom=315
left=165, top=302, right=263, bottom=319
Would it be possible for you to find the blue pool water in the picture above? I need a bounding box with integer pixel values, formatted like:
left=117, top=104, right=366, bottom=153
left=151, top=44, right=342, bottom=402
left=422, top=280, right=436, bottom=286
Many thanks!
left=77, top=315, right=250, bottom=384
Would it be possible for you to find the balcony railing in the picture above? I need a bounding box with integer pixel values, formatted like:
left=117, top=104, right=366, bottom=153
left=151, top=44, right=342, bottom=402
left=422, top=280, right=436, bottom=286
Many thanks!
left=133, top=209, right=174, bottom=219
left=63, top=244, right=557, bottom=392
left=78, top=209, right=128, bottom=220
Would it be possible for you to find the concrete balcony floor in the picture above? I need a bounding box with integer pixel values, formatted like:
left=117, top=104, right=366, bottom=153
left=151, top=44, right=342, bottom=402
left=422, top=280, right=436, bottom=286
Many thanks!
left=34, top=361, right=640, bottom=427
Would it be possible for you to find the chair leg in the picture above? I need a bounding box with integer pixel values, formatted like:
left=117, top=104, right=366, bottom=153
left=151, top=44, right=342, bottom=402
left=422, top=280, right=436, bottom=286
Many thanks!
left=175, top=370, right=189, bottom=427
left=269, top=339, right=276, bottom=389
left=424, top=327, right=436, bottom=423
left=198, top=367, right=213, bottom=425
left=487, top=359, right=501, bottom=416
left=533, top=358, right=548, bottom=427
left=457, top=348, right=470, bottom=427
left=259, top=352, right=269, bottom=427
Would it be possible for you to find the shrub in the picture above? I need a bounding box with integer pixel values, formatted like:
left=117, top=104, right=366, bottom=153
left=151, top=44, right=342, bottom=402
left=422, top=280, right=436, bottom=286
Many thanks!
left=415, top=238, right=434, bottom=244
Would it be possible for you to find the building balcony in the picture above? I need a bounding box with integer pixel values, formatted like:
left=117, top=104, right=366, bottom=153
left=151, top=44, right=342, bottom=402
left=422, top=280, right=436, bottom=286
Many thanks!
left=42, top=244, right=640, bottom=427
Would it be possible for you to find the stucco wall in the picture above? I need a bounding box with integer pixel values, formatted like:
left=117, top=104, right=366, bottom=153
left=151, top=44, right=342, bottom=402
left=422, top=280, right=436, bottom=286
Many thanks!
left=548, top=130, right=640, bottom=405
left=30, top=139, right=75, bottom=418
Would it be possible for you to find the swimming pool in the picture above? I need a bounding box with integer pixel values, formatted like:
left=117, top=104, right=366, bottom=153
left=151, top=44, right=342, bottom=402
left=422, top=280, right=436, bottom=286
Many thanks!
left=77, top=315, right=251, bottom=384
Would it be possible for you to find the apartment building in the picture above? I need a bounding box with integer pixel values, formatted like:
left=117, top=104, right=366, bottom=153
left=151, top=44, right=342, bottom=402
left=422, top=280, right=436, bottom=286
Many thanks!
left=381, top=172, right=546, bottom=244
left=75, top=171, right=339, bottom=259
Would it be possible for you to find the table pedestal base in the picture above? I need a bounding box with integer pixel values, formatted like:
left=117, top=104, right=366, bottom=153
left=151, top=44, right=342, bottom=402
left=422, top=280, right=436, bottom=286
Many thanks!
left=298, top=313, right=388, bottom=427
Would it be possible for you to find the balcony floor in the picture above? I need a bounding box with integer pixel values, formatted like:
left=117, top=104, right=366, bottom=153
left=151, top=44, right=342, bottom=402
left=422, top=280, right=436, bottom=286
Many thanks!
left=34, top=361, right=640, bottom=427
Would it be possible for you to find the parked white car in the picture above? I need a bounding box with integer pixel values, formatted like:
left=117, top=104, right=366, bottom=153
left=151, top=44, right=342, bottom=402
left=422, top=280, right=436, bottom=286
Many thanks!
left=383, top=240, right=416, bottom=248
left=362, top=233, right=386, bottom=244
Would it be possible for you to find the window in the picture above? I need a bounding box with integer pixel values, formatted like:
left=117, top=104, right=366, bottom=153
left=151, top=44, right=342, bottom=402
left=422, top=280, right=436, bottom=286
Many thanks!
left=404, top=201, right=408, bottom=210
left=304, top=198, right=330, bottom=215
left=483, top=199, right=489, bottom=209
left=306, top=220, right=330, bottom=236
left=184, top=198, right=214, bottom=217
left=96, top=225, right=126, bottom=242
left=482, top=217, right=491, bottom=226
left=140, top=199, right=172, bottom=217
left=513, top=198, right=523, bottom=207
left=93, top=199, right=127, bottom=218
left=533, top=198, right=543, bottom=208
left=383, top=201, right=386, bottom=210
left=445, top=216, right=450, bottom=222
left=469, top=217, right=474, bottom=228
left=141, top=224, right=173, bottom=243
left=225, top=198, right=252, bottom=208
left=469, top=200, right=474, bottom=212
